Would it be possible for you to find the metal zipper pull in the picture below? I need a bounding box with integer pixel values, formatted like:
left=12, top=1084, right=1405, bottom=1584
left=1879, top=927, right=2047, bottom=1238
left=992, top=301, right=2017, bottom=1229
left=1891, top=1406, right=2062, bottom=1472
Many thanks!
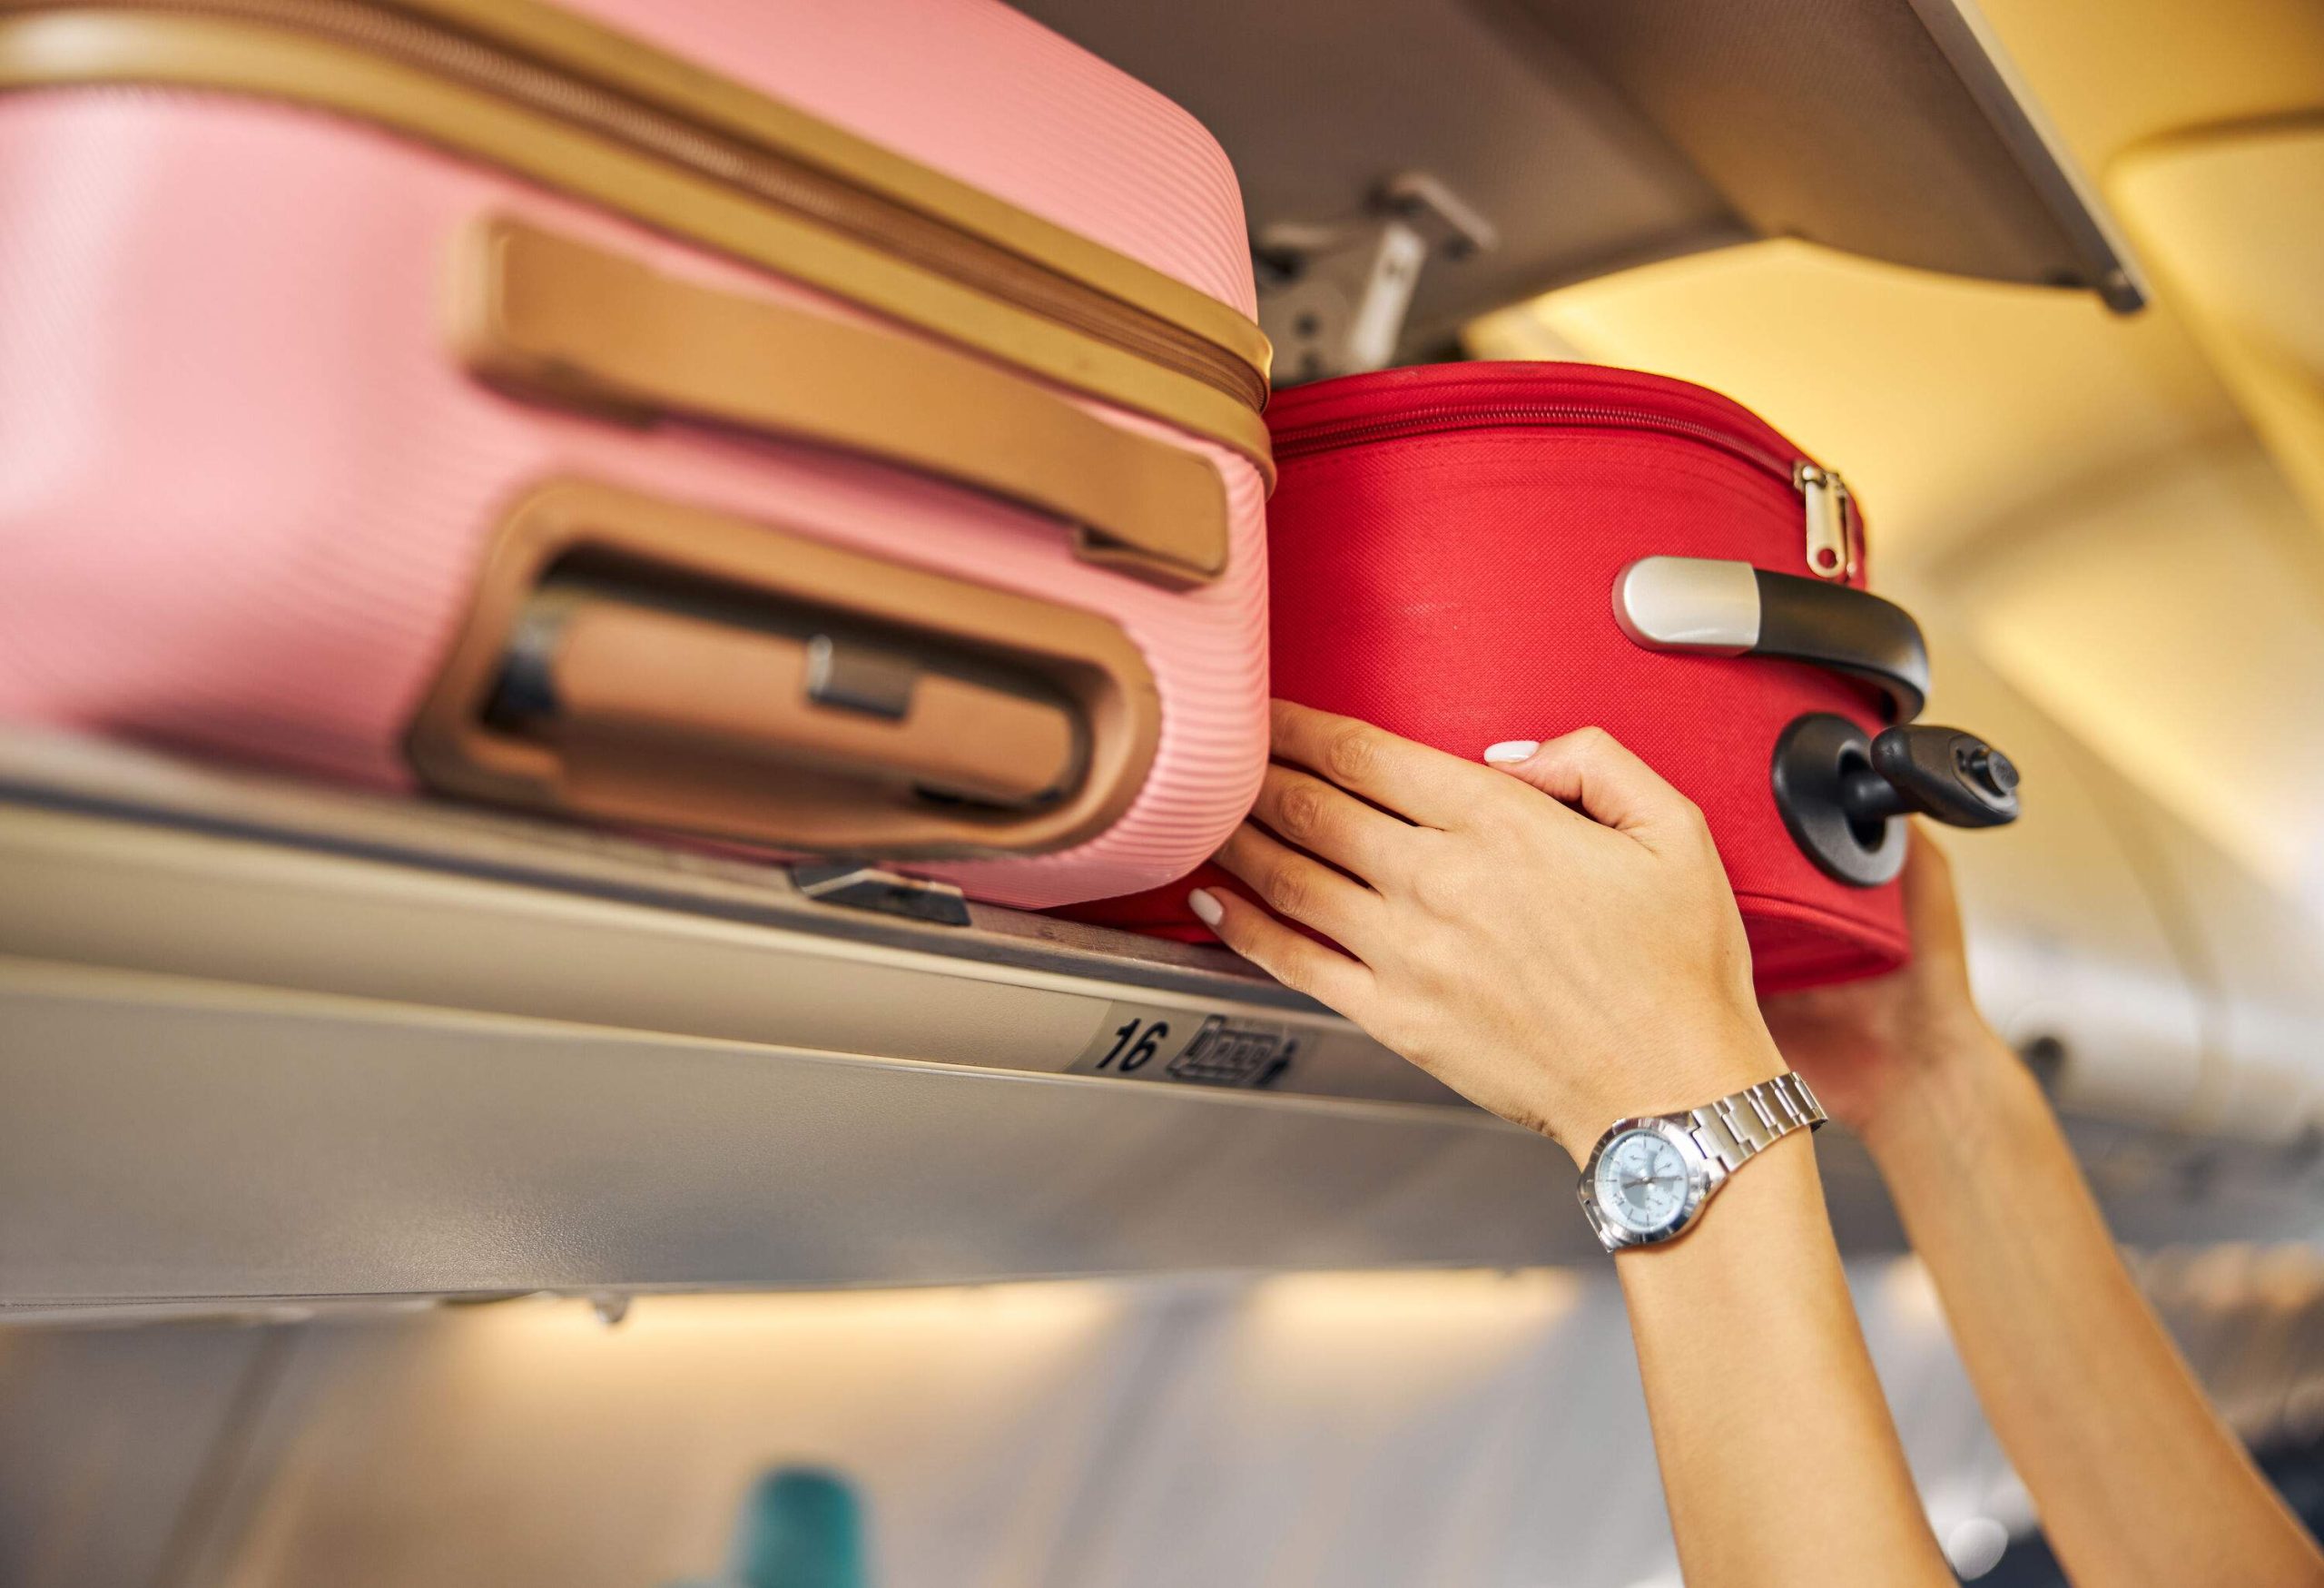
left=1794, top=461, right=1851, bottom=580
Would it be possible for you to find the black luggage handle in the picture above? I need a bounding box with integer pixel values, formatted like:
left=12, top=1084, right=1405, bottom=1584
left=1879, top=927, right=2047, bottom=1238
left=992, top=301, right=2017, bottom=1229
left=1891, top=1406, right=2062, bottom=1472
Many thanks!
left=1612, top=557, right=1930, bottom=722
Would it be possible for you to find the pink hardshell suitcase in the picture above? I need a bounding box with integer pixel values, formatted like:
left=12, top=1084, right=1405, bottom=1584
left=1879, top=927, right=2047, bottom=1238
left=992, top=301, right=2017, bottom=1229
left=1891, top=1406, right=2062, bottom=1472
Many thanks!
left=0, top=0, right=1274, bottom=909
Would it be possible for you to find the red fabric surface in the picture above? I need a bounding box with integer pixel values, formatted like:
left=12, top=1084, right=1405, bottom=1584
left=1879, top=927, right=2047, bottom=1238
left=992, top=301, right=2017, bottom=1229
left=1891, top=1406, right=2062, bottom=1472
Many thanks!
left=1064, top=362, right=1911, bottom=991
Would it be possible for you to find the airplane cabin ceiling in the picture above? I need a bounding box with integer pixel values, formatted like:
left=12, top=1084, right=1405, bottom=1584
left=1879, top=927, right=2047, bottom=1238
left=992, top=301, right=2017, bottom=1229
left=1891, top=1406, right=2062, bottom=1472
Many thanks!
left=1973, top=0, right=2324, bottom=173
left=1948, top=439, right=2324, bottom=906
left=2112, top=126, right=2324, bottom=533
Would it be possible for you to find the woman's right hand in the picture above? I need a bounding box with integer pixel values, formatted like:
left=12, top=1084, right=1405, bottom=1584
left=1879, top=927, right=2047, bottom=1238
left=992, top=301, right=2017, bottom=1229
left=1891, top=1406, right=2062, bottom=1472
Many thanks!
left=1758, top=830, right=2007, bottom=1144
left=1196, top=702, right=1786, bottom=1160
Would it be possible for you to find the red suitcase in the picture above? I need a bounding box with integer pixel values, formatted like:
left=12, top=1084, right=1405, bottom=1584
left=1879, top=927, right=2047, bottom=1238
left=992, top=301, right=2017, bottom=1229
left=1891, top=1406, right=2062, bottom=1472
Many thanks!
left=1074, top=362, right=2021, bottom=992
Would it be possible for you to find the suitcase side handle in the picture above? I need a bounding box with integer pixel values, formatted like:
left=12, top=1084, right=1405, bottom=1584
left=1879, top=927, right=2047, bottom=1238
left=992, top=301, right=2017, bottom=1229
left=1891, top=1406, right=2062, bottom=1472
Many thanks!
left=1611, top=556, right=1929, bottom=721
left=491, top=586, right=1087, bottom=812
left=409, top=479, right=1163, bottom=858
left=449, top=217, right=1231, bottom=589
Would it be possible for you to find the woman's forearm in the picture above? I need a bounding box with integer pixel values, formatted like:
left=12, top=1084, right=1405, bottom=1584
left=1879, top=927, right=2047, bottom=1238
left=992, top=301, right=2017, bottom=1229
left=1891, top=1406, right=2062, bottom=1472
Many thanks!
left=1203, top=713, right=1985, bottom=1583
left=1865, top=1030, right=2323, bottom=1586
left=1618, top=1125, right=1954, bottom=1587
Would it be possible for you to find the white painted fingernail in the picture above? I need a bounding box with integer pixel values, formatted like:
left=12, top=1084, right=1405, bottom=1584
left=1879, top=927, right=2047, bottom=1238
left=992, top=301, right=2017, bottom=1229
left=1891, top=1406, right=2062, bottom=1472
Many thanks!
left=1483, top=740, right=1540, bottom=765
left=1187, top=888, right=1225, bottom=928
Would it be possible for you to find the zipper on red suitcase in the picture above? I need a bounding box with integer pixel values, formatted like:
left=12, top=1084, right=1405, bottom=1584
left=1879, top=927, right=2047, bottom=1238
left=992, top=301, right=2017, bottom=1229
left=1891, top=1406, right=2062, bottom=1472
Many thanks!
left=1792, top=461, right=1852, bottom=580
left=1272, top=402, right=1856, bottom=580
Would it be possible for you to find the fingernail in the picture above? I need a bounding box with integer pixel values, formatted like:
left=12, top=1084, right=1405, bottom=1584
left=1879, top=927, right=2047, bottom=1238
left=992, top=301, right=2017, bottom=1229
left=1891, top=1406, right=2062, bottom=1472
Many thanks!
left=1187, top=888, right=1225, bottom=928
left=1483, top=740, right=1540, bottom=765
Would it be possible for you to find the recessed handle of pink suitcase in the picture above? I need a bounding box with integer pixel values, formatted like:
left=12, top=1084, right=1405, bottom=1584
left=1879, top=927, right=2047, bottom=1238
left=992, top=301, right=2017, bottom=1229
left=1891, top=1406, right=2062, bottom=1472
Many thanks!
left=491, top=587, right=1084, bottom=811
left=449, top=217, right=1230, bottom=589
left=1612, top=557, right=1929, bottom=722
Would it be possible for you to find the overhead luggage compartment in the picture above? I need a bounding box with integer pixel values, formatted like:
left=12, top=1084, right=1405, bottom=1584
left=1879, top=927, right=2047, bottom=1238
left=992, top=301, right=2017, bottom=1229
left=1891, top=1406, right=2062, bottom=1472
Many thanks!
left=0, top=725, right=2315, bottom=1320
left=0, top=729, right=1579, bottom=1316
left=1007, top=0, right=2144, bottom=371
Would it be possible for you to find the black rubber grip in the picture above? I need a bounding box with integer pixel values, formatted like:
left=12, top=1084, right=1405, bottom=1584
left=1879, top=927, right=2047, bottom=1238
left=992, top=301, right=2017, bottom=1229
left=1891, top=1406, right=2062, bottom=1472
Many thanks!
left=1748, top=569, right=1929, bottom=722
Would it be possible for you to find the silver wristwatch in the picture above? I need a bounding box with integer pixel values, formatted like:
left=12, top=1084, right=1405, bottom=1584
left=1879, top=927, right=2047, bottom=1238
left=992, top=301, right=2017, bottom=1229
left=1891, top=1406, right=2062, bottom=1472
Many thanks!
left=1576, top=1072, right=1827, bottom=1252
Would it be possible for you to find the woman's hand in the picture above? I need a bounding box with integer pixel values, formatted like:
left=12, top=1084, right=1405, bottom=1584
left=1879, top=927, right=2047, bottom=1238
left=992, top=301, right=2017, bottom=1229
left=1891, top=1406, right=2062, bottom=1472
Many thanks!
left=1758, top=830, right=2006, bottom=1144
left=1195, top=701, right=1785, bottom=1159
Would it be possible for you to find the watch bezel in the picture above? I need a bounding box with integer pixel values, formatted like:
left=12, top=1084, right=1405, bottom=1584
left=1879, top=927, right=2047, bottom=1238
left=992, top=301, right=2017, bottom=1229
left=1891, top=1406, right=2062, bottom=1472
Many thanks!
left=1577, top=1117, right=1722, bottom=1251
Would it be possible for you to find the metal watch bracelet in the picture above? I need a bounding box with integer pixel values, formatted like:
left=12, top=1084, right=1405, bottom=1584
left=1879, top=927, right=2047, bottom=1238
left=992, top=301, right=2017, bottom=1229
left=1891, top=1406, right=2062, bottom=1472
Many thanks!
left=1684, top=1071, right=1827, bottom=1172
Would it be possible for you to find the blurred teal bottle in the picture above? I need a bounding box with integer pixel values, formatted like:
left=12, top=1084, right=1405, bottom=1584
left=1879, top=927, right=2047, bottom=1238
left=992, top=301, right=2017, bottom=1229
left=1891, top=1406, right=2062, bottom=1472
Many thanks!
left=674, top=1467, right=868, bottom=1588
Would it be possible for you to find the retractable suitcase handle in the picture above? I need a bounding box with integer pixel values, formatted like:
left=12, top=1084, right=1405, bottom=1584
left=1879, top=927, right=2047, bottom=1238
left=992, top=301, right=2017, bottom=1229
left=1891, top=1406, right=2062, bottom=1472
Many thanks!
left=1612, top=556, right=1930, bottom=722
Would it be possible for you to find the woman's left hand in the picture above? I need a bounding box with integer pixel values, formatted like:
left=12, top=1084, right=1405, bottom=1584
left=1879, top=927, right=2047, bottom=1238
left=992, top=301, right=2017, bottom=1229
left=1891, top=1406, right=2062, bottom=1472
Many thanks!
left=1196, top=701, right=1786, bottom=1159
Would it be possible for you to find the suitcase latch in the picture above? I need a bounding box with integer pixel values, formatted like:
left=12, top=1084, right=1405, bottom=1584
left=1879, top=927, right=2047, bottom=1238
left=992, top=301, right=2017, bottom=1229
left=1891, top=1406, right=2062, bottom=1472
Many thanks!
left=804, top=636, right=917, bottom=721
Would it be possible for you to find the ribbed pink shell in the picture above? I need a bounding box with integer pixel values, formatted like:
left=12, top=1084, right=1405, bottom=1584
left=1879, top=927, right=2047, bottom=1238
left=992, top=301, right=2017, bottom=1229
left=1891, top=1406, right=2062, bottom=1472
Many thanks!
left=0, top=1, right=1268, bottom=909
left=556, top=0, right=1256, bottom=318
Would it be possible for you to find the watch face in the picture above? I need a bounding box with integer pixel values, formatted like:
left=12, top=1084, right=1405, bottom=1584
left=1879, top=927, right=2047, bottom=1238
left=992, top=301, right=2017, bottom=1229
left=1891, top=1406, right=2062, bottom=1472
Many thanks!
left=1593, top=1128, right=1694, bottom=1237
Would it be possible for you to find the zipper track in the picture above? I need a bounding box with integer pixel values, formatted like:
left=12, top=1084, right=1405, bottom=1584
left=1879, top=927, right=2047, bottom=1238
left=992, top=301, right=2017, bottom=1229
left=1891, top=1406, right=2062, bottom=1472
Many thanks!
left=23, top=0, right=1268, bottom=414
left=1273, top=399, right=1863, bottom=577
left=1272, top=403, right=1800, bottom=483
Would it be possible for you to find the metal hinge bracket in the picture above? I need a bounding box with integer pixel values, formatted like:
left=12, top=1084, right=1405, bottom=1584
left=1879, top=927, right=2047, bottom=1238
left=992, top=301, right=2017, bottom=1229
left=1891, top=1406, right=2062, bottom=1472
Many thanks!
left=1256, top=172, right=1499, bottom=382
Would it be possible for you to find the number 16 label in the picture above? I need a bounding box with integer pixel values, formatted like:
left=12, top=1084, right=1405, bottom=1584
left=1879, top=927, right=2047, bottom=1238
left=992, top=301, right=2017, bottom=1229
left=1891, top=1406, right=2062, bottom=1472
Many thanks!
left=1067, top=1003, right=1301, bottom=1090
left=1070, top=1007, right=1185, bottom=1076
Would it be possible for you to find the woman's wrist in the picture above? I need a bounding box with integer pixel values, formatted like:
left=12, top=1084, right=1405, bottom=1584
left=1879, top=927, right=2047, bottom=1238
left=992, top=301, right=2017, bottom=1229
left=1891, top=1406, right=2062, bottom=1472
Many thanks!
left=1856, top=1018, right=2031, bottom=1170
left=1544, top=1017, right=1792, bottom=1165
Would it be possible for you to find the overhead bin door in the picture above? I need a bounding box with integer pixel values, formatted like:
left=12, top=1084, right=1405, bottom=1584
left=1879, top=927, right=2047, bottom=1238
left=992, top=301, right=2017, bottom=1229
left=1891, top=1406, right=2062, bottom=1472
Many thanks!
left=1008, top=0, right=2142, bottom=362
